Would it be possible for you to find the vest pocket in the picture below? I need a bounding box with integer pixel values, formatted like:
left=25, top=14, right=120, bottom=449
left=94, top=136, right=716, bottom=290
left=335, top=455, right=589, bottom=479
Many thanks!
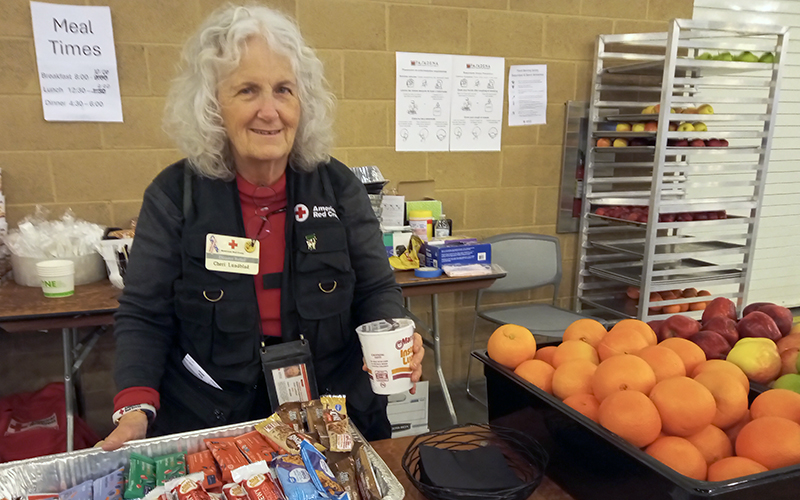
left=295, top=270, right=355, bottom=320
left=295, top=224, right=351, bottom=273
left=212, top=300, right=258, bottom=366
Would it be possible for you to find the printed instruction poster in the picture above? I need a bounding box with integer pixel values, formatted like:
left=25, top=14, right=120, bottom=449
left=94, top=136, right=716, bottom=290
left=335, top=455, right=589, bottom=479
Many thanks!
left=30, top=1, right=123, bottom=122
left=508, top=64, right=547, bottom=126
left=395, top=52, right=505, bottom=152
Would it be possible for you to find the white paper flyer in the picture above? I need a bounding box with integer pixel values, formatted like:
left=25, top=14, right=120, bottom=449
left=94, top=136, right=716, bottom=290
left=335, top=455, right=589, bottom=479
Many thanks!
left=448, top=55, right=505, bottom=152
left=508, top=64, right=547, bottom=126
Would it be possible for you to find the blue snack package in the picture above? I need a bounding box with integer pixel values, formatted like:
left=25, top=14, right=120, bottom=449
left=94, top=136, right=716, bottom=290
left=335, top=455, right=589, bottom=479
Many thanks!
left=298, top=442, right=348, bottom=500
left=273, top=455, right=318, bottom=500
left=93, top=468, right=125, bottom=500
left=59, top=480, right=93, bottom=500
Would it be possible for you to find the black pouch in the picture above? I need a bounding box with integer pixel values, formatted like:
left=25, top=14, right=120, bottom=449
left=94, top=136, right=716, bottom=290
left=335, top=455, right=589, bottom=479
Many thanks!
left=260, top=338, right=319, bottom=410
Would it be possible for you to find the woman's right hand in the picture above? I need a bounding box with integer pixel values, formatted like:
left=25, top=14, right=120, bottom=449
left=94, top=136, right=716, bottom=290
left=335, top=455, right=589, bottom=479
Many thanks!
left=99, top=411, right=148, bottom=451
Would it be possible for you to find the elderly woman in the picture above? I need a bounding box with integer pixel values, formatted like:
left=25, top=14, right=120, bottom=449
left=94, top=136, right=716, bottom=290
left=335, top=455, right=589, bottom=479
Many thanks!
left=102, top=4, right=423, bottom=449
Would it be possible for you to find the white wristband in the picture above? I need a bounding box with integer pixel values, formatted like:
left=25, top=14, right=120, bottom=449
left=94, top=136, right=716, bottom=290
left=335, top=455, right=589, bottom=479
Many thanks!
left=112, top=404, right=156, bottom=426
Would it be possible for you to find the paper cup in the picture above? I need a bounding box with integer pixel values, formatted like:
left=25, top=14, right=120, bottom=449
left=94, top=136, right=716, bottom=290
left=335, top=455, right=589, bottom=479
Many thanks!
left=356, top=318, right=415, bottom=395
left=36, top=260, right=75, bottom=298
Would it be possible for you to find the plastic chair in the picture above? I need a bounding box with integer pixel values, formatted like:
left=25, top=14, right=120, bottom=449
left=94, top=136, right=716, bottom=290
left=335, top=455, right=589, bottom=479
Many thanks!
left=466, top=233, right=601, bottom=403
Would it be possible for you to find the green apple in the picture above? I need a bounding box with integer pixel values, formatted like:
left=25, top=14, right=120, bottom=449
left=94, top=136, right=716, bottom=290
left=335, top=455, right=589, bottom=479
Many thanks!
left=677, top=122, right=695, bottom=132
left=760, top=52, right=775, bottom=63
left=736, top=51, right=759, bottom=62
left=773, top=374, right=800, bottom=394
left=715, top=52, right=734, bottom=61
left=693, top=122, right=708, bottom=132
left=696, top=52, right=713, bottom=60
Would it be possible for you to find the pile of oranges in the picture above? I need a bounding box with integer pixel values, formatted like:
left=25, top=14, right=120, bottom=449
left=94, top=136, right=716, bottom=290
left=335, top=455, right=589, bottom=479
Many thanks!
left=486, top=319, right=800, bottom=482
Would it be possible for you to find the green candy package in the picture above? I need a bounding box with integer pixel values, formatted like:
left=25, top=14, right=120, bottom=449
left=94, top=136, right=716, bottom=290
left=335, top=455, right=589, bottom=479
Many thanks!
left=155, top=452, right=187, bottom=486
left=123, top=453, right=157, bottom=499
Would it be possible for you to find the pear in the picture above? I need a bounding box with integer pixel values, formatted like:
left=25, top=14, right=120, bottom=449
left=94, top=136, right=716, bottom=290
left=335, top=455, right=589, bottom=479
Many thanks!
left=693, top=122, right=708, bottom=132
left=736, top=51, right=759, bottom=63
left=696, top=52, right=713, bottom=60
left=677, top=122, right=695, bottom=132
left=715, top=52, right=734, bottom=61
left=760, top=52, right=775, bottom=63
left=697, top=104, right=714, bottom=114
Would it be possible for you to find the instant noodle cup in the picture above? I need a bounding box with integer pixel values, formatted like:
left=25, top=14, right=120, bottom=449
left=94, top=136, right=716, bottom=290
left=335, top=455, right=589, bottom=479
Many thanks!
left=356, top=318, right=415, bottom=395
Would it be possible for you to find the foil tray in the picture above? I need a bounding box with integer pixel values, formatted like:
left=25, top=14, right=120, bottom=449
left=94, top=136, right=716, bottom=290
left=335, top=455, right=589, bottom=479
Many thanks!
left=0, top=419, right=404, bottom=500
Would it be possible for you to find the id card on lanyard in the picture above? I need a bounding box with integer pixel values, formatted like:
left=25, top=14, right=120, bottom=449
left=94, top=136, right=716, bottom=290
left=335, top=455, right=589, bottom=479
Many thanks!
left=260, top=338, right=319, bottom=410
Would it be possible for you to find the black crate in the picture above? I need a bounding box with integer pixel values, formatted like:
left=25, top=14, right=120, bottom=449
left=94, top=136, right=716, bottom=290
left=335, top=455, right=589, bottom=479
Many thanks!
left=474, top=348, right=800, bottom=500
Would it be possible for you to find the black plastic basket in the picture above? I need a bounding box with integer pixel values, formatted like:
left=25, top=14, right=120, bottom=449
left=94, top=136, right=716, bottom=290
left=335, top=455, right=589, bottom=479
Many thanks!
left=401, top=423, right=549, bottom=500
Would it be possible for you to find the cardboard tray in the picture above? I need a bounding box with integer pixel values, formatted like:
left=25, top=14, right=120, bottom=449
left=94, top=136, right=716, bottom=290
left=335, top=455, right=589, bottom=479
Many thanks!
left=0, top=419, right=403, bottom=500
left=473, top=348, right=800, bottom=500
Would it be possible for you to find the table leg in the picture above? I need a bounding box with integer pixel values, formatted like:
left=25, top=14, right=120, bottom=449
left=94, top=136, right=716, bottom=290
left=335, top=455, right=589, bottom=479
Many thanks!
left=62, top=327, right=75, bottom=452
left=430, top=294, right=458, bottom=425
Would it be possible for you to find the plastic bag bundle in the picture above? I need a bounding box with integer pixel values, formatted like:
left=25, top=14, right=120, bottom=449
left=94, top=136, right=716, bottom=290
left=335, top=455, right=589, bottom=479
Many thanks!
left=4, top=206, right=104, bottom=258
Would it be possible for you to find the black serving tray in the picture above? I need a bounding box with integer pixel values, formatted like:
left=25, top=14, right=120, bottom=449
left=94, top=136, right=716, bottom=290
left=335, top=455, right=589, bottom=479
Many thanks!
left=474, top=347, right=800, bottom=500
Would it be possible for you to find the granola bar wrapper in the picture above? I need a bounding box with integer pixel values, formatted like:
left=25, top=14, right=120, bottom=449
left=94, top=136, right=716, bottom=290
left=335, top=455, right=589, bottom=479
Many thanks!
left=330, top=457, right=360, bottom=500
left=124, top=453, right=157, bottom=499
left=92, top=467, right=125, bottom=500
left=220, top=484, right=247, bottom=500
left=204, top=437, right=249, bottom=483
left=254, top=413, right=323, bottom=455
left=321, top=396, right=352, bottom=453
left=300, top=400, right=324, bottom=442
left=230, top=462, right=283, bottom=500
left=165, top=474, right=211, bottom=500
left=352, top=443, right=380, bottom=500
left=155, top=453, right=187, bottom=486
left=277, top=402, right=303, bottom=432
left=234, top=431, right=280, bottom=463
left=187, top=450, right=223, bottom=492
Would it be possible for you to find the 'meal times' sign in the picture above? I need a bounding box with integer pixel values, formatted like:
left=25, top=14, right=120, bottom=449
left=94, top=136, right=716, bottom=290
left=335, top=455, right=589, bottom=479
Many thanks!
left=30, top=1, right=123, bottom=122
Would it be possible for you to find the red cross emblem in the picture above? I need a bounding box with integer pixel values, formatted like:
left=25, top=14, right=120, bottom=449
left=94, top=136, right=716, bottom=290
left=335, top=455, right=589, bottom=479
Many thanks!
left=295, top=204, right=309, bottom=222
left=228, top=240, right=238, bottom=250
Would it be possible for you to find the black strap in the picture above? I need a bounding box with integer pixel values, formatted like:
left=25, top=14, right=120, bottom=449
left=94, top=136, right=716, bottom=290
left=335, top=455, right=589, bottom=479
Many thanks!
left=262, top=272, right=283, bottom=290
left=183, top=166, right=192, bottom=219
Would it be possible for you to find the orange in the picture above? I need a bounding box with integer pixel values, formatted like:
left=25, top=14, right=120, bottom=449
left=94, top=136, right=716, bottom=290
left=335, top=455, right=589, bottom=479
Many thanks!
left=693, top=370, right=749, bottom=429
left=598, top=390, right=662, bottom=447
left=596, top=328, right=651, bottom=361
left=592, top=354, right=657, bottom=402
left=487, top=324, right=537, bottom=369
left=749, top=388, right=800, bottom=424
left=735, top=416, right=800, bottom=470
left=534, top=345, right=556, bottom=365
left=645, top=436, right=707, bottom=480
left=636, top=345, right=686, bottom=382
left=685, top=425, right=733, bottom=466
left=562, top=318, right=607, bottom=348
left=609, top=319, right=658, bottom=346
left=658, top=337, right=706, bottom=375
left=707, top=456, right=768, bottom=482
left=551, top=340, right=600, bottom=368
left=552, top=359, right=597, bottom=400
left=724, top=409, right=751, bottom=448
left=649, top=377, right=716, bottom=437
left=562, top=393, right=601, bottom=423
left=513, top=359, right=555, bottom=394
left=691, top=359, right=749, bottom=393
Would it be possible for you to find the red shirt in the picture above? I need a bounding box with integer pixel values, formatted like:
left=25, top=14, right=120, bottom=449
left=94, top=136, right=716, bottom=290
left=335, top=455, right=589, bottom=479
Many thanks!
left=236, top=172, right=287, bottom=337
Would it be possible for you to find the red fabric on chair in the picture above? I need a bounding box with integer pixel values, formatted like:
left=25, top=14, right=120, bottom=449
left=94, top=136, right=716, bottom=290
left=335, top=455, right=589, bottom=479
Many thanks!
left=0, top=382, right=100, bottom=462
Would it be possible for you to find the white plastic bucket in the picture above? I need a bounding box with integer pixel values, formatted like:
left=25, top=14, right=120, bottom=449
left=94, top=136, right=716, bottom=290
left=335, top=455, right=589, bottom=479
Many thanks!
left=356, top=318, right=415, bottom=395
left=36, top=260, right=75, bottom=298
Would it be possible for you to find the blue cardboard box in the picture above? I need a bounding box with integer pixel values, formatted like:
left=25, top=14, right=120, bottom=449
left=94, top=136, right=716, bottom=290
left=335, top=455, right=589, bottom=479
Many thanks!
left=422, top=241, right=492, bottom=268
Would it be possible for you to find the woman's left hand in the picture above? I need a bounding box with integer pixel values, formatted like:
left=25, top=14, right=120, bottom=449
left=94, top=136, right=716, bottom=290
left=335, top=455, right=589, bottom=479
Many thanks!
left=362, top=331, right=425, bottom=394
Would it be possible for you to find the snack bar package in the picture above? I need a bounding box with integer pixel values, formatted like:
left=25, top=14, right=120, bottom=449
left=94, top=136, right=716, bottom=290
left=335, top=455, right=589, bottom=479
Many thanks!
left=321, top=396, right=352, bottom=453
left=28, top=494, right=58, bottom=500
left=59, top=480, right=93, bottom=500
left=352, top=444, right=380, bottom=500
left=301, top=400, right=327, bottom=446
left=297, top=441, right=344, bottom=498
left=234, top=431, right=279, bottom=463
left=277, top=402, right=303, bottom=432
left=273, top=455, right=319, bottom=500
left=204, top=437, right=249, bottom=483
left=230, top=461, right=283, bottom=500
left=156, top=453, right=187, bottom=486
left=254, top=414, right=322, bottom=455
left=93, top=467, right=125, bottom=500
left=141, top=487, right=169, bottom=500
left=330, top=457, right=360, bottom=500
left=220, top=484, right=247, bottom=500
left=165, top=473, right=211, bottom=500
left=124, top=453, right=157, bottom=499
left=187, top=450, right=223, bottom=491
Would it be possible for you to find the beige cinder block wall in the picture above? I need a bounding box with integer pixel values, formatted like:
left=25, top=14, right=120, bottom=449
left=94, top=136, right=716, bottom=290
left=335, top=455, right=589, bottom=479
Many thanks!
left=0, top=0, right=694, bottom=409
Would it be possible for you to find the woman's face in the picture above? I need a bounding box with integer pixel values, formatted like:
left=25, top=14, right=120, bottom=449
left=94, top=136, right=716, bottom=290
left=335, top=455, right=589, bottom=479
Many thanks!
left=217, top=37, right=300, bottom=173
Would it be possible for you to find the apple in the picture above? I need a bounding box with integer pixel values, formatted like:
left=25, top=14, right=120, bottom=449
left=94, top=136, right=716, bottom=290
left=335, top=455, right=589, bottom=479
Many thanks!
left=629, top=138, right=648, bottom=146
left=693, top=122, right=708, bottom=132
left=616, top=123, right=632, bottom=131
left=690, top=330, right=732, bottom=360
left=696, top=52, right=713, bottom=60
left=674, top=139, right=689, bottom=147
left=720, top=139, right=729, bottom=147
left=677, top=122, right=695, bottom=132
left=642, top=105, right=656, bottom=114
left=743, top=302, right=772, bottom=317
left=643, top=121, right=658, bottom=132
left=690, top=139, right=706, bottom=147
left=661, top=315, right=701, bottom=339
left=781, top=348, right=800, bottom=375
left=736, top=51, right=759, bottom=62
left=702, top=316, right=739, bottom=347
left=737, top=311, right=782, bottom=343
left=780, top=333, right=800, bottom=354
left=668, top=122, right=678, bottom=131
left=715, top=52, right=734, bottom=61
left=693, top=212, right=709, bottom=220
left=632, top=122, right=646, bottom=132
left=683, top=108, right=699, bottom=114
left=760, top=52, right=775, bottom=63
left=613, top=138, right=629, bottom=147
left=596, top=138, right=612, bottom=147
left=697, top=104, right=714, bottom=114
left=702, top=297, right=737, bottom=323
left=727, top=337, right=781, bottom=385
left=758, top=304, right=795, bottom=336
left=707, top=138, right=724, bottom=147
left=648, top=320, right=665, bottom=338
left=677, top=212, right=693, bottom=221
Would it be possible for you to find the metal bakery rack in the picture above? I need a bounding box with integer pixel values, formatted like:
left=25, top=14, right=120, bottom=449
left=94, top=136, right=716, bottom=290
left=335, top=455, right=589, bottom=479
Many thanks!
left=575, top=19, right=789, bottom=321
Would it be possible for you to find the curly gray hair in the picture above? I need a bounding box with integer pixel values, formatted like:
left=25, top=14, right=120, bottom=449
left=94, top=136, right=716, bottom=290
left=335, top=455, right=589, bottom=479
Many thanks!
left=163, top=3, right=335, bottom=179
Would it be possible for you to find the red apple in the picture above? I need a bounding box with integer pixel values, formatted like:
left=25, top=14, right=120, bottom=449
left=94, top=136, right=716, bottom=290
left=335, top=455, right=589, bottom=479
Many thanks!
left=677, top=213, right=693, bottom=221
left=779, top=332, right=800, bottom=354
left=743, top=302, right=772, bottom=317
left=702, top=297, right=737, bottom=324
left=661, top=315, right=701, bottom=340
left=693, top=212, right=709, bottom=220
left=690, top=139, right=706, bottom=147
left=737, top=311, right=782, bottom=342
left=674, top=139, right=689, bottom=147
left=720, top=139, right=729, bottom=147
left=668, top=122, right=678, bottom=131
left=644, top=121, right=658, bottom=132
left=702, top=316, right=738, bottom=347
left=596, top=138, right=612, bottom=147
left=689, top=330, right=732, bottom=360
left=648, top=320, right=665, bottom=339
left=758, top=304, right=794, bottom=336
left=780, top=347, right=799, bottom=375
left=707, top=138, right=724, bottom=147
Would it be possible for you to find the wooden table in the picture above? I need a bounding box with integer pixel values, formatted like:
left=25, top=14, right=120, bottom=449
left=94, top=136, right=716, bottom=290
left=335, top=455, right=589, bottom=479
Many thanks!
left=0, top=280, right=121, bottom=451
left=394, top=265, right=506, bottom=425
left=370, top=435, right=575, bottom=500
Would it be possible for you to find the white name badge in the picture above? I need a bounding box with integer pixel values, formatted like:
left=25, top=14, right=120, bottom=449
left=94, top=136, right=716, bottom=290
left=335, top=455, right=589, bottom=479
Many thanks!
left=205, top=233, right=259, bottom=275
